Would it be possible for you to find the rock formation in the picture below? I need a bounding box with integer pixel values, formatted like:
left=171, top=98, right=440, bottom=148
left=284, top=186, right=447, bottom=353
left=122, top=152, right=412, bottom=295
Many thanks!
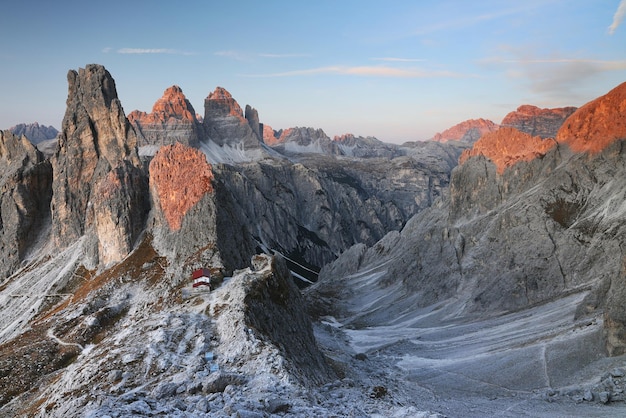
left=501, top=104, right=577, bottom=139
left=128, top=85, right=204, bottom=148
left=9, top=122, right=58, bottom=144
left=333, top=133, right=401, bottom=158
left=51, top=64, right=148, bottom=266
left=431, top=118, right=499, bottom=143
left=149, top=142, right=214, bottom=231
left=459, top=126, right=556, bottom=174
left=269, top=127, right=341, bottom=155
left=262, top=124, right=281, bottom=145
left=556, top=81, right=626, bottom=153
left=0, top=130, right=52, bottom=278
left=203, top=87, right=261, bottom=149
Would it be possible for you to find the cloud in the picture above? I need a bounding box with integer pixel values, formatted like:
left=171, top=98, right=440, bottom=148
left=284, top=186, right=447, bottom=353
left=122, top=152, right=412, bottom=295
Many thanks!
left=608, top=0, right=626, bottom=34
left=215, top=51, right=310, bottom=60
left=258, top=53, right=310, bottom=58
left=242, top=65, right=466, bottom=78
left=102, top=47, right=112, bottom=53
left=117, top=48, right=195, bottom=55
left=372, top=57, right=427, bottom=63
left=482, top=53, right=626, bottom=102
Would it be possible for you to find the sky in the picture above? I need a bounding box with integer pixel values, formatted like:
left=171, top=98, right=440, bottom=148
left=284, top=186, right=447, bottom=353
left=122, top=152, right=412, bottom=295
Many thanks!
left=1, top=0, right=625, bottom=143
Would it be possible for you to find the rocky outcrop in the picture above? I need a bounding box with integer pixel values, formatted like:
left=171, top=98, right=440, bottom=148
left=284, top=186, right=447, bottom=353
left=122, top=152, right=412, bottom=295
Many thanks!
left=51, top=64, right=148, bottom=267
left=333, top=133, right=401, bottom=158
left=213, top=254, right=334, bottom=385
left=244, top=104, right=262, bottom=140
left=0, top=131, right=52, bottom=278
left=9, top=122, right=58, bottom=144
left=203, top=87, right=261, bottom=149
left=431, top=118, right=499, bottom=143
left=128, top=85, right=203, bottom=148
left=262, top=124, right=281, bottom=145
left=270, top=127, right=341, bottom=155
left=149, top=143, right=214, bottom=231
left=501, top=104, right=577, bottom=139
left=556, top=81, right=626, bottom=153
left=459, top=127, right=556, bottom=174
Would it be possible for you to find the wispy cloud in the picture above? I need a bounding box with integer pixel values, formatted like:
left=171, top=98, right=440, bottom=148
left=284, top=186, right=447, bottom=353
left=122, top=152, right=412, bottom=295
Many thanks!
left=608, top=0, right=626, bottom=35
left=258, top=53, right=310, bottom=58
left=105, top=48, right=196, bottom=55
left=242, top=65, right=466, bottom=78
left=215, top=50, right=310, bottom=61
left=372, top=57, right=427, bottom=63
left=482, top=52, right=626, bottom=102
left=412, top=3, right=546, bottom=36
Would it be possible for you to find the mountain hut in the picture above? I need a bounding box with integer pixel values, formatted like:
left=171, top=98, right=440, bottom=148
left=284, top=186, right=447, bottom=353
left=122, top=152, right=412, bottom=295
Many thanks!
left=191, top=268, right=211, bottom=289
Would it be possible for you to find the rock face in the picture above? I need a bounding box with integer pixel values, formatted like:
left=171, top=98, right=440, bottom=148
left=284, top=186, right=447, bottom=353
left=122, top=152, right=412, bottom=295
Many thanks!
left=128, top=85, right=204, bottom=148
left=9, top=122, right=58, bottom=144
left=149, top=142, right=214, bottom=231
left=501, top=104, right=577, bottom=139
left=459, top=127, right=556, bottom=174
left=0, top=130, right=52, bottom=278
left=203, top=87, right=261, bottom=149
left=262, top=124, right=281, bottom=145
left=51, top=64, right=148, bottom=266
left=269, top=127, right=341, bottom=156
left=556, top=81, right=626, bottom=153
left=432, top=118, right=499, bottom=143
left=333, top=133, right=401, bottom=158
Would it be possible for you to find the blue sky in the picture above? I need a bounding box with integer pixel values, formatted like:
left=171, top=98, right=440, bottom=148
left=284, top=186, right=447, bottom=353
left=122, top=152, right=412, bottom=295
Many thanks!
left=1, top=0, right=625, bottom=143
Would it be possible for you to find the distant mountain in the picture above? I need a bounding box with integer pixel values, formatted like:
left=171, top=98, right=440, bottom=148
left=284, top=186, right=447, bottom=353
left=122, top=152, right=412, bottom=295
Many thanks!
left=431, top=118, right=499, bottom=143
left=9, top=122, right=58, bottom=144
left=501, top=104, right=577, bottom=139
left=128, top=85, right=204, bottom=149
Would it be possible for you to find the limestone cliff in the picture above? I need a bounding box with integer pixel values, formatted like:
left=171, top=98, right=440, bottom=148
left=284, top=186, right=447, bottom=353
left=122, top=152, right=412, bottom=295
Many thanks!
left=203, top=87, right=261, bottom=149
left=431, top=118, right=499, bottom=143
left=0, top=131, right=52, bottom=278
left=51, top=64, right=148, bottom=267
left=128, top=85, right=203, bottom=148
left=501, top=104, right=577, bottom=139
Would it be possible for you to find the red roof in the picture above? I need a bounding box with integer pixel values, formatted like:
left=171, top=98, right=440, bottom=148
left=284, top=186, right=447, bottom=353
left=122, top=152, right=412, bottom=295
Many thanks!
left=192, top=268, right=211, bottom=280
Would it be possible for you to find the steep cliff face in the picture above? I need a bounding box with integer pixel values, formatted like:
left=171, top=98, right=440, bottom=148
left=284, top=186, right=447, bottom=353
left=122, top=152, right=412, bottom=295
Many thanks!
left=501, top=104, right=577, bottom=139
left=556, top=81, right=626, bottom=153
left=431, top=118, right=499, bottom=143
left=269, top=127, right=341, bottom=156
left=458, top=126, right=556, bottom=174
left=128, top=85, right=204, bottom=148
left=0, top=131, right=52, bottom=278
left=203, top=87, right=261, bottom=149
left=51, top=64, right=148, bottom=267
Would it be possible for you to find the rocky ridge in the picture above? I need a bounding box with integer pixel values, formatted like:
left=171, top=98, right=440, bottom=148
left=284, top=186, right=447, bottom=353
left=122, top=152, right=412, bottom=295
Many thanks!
left=9, top=122, right=58, bottom=144
left=501, top=104, right=577, bottom=139
left=128, top=85, right=204, bottom=148
left=431, top=118, right=499, bottom=143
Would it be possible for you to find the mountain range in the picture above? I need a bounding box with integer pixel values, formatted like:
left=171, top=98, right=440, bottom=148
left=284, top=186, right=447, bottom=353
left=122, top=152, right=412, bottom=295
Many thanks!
left=1, top=63, right=625, bottom=417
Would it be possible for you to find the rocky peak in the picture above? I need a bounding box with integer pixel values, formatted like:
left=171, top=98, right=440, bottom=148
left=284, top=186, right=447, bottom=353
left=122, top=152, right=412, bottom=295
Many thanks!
left=459, top=126, right=556, bottom=174
left=128, top=85, right=202, bottom=148
left=244, top=104, right=262, bottom=140
left=203, top=87, right=262, bottom=150
left=501, top=104, right=577, bottom=139
left=432, top=118, right=499, bottom=143
left=204, top=87, right=244, bottom=120
left=128, top=85, right=198, bottom=124
left=262, top=124, right=281, bottom=145
left=149, top=142, right=214, bottom=231
left=556, top=81, right=626, bottom=153
left=51, top=64, right=147, bottom=266
left=9, top=122, right=58, bottom=145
